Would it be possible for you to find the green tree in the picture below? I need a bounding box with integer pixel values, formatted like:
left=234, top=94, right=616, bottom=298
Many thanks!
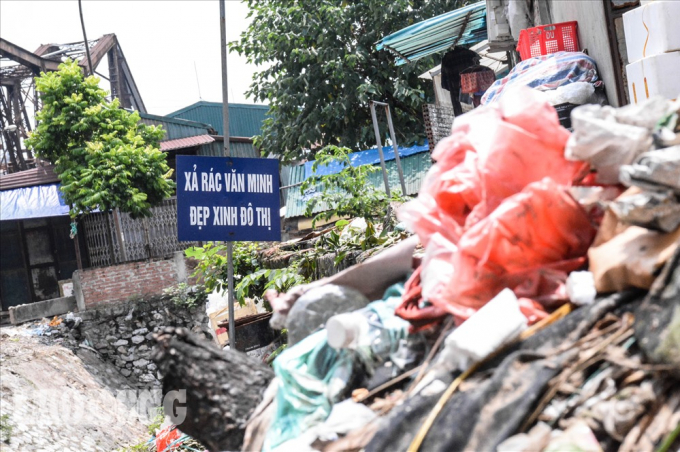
left=301, top=145, right=404, bottom=227
left=230, top=0, right=464, bottom=163
left=26, top=60, right=174, bottom=219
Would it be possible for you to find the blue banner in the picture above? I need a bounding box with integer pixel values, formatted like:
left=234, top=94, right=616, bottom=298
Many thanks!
left=176, top=156, right=281, bottom=242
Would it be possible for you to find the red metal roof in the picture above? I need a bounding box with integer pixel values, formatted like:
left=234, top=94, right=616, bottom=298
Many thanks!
left=160, top=134, right=214, bottom=152
left=0, top=164, right=59, bottom=191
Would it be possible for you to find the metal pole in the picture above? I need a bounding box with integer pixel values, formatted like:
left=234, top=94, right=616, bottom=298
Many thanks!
left=69, top=206, right=83, bottom=271
left=220, top=0, right=236, bottom=350
left=369, top=102, right=391, bottom=198
left=113, top=208, right=127, bottom=262
left=78, top=0, right=94, bottom=76
left=220, top=0, right=231, bottom=158
left=384, top=105, right=407, bottom=197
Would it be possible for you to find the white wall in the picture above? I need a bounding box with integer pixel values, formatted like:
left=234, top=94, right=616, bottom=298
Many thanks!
left=549, top=1, right=620, bottom=106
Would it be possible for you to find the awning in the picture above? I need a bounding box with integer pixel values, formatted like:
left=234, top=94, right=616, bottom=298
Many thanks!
left=376, top=1, right=487, bottom=65
left=1, top=183, right=71, bottom=221
left=419, top=40, right=509, bottom=79
left=160, top=134, right=214, bottom=152
left=304, top=142, right=430, bottom=180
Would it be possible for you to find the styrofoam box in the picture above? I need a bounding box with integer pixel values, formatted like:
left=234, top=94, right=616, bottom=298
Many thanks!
left=623, top=2, right=680, bottom=64
left=626, top=51, right=680, bottom=104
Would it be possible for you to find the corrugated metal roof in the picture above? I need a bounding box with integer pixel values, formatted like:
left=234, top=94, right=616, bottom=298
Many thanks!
left=0, top=164, right=59, bottom=191
left=166, top=102, right=269, bottom=138
left=197, top=137, right=259, bottom=158
left=284, top=151, right=433, bottom=218
left=376, top=1, right=487, bottom=65
left=138, top=112, right=213, bottom=141
left=160, top=135, right=214, bottom=152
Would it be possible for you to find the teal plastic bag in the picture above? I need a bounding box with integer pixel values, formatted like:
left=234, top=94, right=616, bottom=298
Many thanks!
left=264, top=283, right=408, bottom=450
left=265, top=330, right=355, bottom=450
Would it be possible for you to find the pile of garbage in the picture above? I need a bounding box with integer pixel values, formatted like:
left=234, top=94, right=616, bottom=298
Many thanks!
left=226, top=87, right=680, bottom=452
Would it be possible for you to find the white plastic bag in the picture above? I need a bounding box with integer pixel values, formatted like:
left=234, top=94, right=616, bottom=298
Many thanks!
left=565, top=97, right=674, bottom=184
left=544, top=82, right=595, bottom=106
left=420, top=233, right=457, bottom=303
left=206, top=287, right=228, bottom=316
left=566, top=271, right=597, bottom=306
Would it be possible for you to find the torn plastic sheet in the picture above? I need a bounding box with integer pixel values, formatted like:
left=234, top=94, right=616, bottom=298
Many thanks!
left=619, top=146, right=680, bottom=194
left=610, top=190, right=680, bottom=232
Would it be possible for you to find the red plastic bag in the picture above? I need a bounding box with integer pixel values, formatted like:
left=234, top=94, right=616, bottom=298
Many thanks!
left=432, top=178, right=596, bottom=323
left=394, top=266, right=449, bottom=333
left=155, top=425, right=182, bottom=452
left=399, top=87, right=588, bottom=247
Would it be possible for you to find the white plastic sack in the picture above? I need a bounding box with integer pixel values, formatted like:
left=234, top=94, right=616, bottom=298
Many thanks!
left=206, top=288, right=228, bottom=316
left=272, top=399, right=377, bottom=452
left=339, top=217, right=367, bottom=241
left=565, top=97, right=675, bottom=184
left=565, top=106, right=651, bottom=183
left=544, top=82, right=595, bottom=106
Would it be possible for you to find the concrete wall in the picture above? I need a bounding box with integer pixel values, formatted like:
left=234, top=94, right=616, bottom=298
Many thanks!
left=73, top=253, right=189, bottom=309
left=547, top=0, right=620, bottom=106
left=9, top=296, right=77, bottom=324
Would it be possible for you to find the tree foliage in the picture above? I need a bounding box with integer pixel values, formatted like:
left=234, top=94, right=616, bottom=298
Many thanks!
left=230, top=0, right=465, bottom=163
left=301, top=145, right=404, bottom=227
left=26, top=60, right=174, bottom=219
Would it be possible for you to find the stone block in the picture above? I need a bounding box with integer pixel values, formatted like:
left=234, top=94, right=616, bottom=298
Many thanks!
left=133, top=359, right=149, bottom=368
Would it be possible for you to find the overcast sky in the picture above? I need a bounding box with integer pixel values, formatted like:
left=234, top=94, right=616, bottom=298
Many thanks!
left=0, top=0, right=263, bottom=115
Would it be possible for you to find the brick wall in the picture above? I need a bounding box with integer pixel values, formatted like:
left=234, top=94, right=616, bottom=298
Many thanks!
left=74, top=257, right=183, bottom=309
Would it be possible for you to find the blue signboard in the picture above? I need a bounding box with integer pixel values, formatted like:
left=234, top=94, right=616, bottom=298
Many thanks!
left=176, top=155, right=281, bottom=242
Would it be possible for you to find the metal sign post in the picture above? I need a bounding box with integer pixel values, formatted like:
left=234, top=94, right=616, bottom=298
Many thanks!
left=176, top=156, right=282, bottom=348
left=219, top=0, right=235, bottom=349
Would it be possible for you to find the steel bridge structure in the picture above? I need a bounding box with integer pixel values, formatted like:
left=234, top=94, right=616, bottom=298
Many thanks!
left=0, top=34, right=145, bottom=173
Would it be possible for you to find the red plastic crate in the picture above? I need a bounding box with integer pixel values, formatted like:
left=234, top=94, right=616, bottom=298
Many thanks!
left=517, top=21, right=580, bottom=60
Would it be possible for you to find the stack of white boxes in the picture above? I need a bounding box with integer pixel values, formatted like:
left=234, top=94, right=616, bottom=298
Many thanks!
left=623, top=1, right=680, bottom=104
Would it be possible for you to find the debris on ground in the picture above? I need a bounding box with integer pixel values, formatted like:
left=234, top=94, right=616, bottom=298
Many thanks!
left=151, top=88, right=680, bottom=452
left=0, top=330, right=147, bottom=451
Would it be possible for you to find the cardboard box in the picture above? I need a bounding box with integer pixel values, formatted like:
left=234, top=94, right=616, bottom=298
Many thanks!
left=209, top=301, right=258, bottom=347
left=58, top=279, right=74, bottom=297
left=623, top=2, right=680, bottom=64
left=626, top=51, right=680, bottom=104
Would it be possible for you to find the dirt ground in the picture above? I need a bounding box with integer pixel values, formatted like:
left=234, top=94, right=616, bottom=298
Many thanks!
left=0, top=327, right=149, bottom=452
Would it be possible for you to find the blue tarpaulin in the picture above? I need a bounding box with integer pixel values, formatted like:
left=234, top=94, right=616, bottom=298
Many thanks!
left=0, top=183, right=70, bottom=221
left=303, top=142, right=429, bottom=180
